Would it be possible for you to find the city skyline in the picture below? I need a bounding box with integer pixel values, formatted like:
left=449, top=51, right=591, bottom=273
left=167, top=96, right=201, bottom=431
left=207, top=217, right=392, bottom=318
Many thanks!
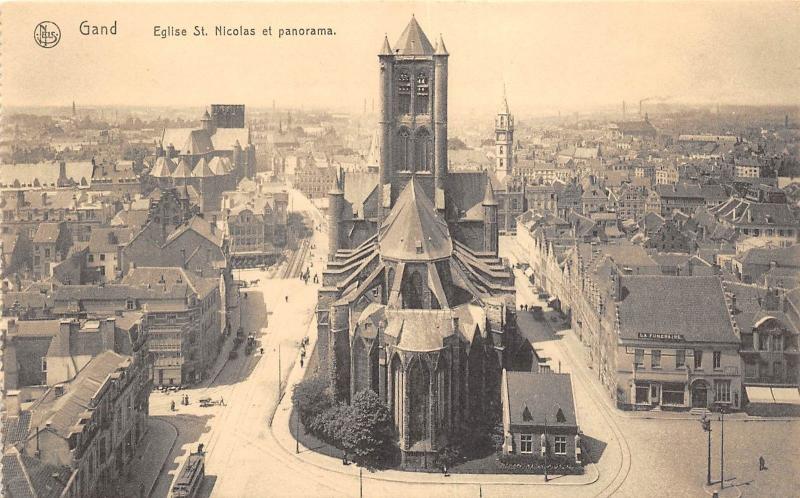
left=3, top=2, right=799, bottom=115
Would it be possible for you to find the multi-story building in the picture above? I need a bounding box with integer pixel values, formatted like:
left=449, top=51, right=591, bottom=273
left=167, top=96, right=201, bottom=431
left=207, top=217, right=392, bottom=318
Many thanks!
left=292, top=155, right=338, bottom=199
left=726, top=283, right=799, bottom=390
left=708, top=185, right=798, bottom=247
left=734, top=157, right=761, bottom=178
left=653, top=182, right=727, bottom=215
left=32, top=221, right=72, bottom=278
left=3, top=349, right=150, bottom=498
left=221, top=178, right=289, bottom=267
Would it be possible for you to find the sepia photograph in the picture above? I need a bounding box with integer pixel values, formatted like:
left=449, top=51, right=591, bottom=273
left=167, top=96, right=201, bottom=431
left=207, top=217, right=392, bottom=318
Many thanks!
left=0, top=1, right=799, bottom=497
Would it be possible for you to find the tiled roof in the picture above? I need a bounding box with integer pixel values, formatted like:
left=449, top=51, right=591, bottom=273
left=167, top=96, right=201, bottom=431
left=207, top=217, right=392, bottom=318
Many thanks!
left=165, top=215, right=224, bottom=248
left=505, top=372, right=578, bottom=428
left=393, top=16, right=434, bottom=56
left=149, top=156, right=176, bottom=178
left=0, top=161, right=93, bottom=188
left=3, top=411, right=31, bottom=445
left=740, top=244, right=800, bottom=267
left=32, top=223, right=61, bottom=244
left=123, top=266, right=217, bottom=298
left=211, top=128, right=249, bottom=150
left=616, top=276, right=738, bottom=343
left=172, top=158, right=193, bottom=178
left=379, top=178, right=452, bottom=261
left=192, top=157, right=215, bottom=177
left=2, top=448, right=70, bottom=498
left=29, top=351, right=130, bottom=439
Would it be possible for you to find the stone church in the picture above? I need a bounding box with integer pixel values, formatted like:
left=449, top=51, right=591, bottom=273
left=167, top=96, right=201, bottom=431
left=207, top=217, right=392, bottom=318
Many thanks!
left=317, top=17, right=528, bottom=469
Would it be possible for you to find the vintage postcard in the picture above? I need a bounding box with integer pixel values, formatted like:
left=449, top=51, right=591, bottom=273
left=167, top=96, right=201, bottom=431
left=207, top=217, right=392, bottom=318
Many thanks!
left=1, top=2, right=799, bottom=497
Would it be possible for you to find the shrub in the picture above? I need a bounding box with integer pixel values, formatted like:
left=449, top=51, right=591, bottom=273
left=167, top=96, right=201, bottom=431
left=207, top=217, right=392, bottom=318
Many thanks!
left=498, top=453, right=584, bottom=475
left=340, top=389, right=396, bottom=468
left=292, top=375, right=333, bottom=426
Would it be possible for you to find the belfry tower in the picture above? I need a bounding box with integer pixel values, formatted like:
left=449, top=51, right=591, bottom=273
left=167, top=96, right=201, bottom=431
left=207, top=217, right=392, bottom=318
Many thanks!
left=378, top=16, right=449, bottom=221
left=495, top=86, right=514, bottom=180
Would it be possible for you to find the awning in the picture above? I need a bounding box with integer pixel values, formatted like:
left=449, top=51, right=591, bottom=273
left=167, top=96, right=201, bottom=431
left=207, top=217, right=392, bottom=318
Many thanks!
left=746, top=386, right=774, bottom=403
left=547, top=297, right=559, bottom=305
left=746, top=386, right=800, bottom=405
left=772, top=388, right=800, bottom=405
left=524, top=268, right=535, bottom=278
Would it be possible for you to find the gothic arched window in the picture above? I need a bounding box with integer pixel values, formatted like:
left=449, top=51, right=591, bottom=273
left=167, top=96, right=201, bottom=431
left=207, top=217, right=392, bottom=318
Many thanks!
left=397, top=128, right=411, bottom=171
left=415, top=72, right=429, bottom=114
left=391, top=355, right=403, bottom=433
left=436, top=357, right=449, bottom=430
left=414, top=128, right=432, bottom=172
left=408, top=358, right=431, bottom=444
left=397, top=71, right=411, bottom=115
left=402, top=270, right=425, bottom=309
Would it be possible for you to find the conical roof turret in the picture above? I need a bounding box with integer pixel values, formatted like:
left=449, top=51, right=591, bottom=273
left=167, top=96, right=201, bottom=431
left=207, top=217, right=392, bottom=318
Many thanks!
left=434, top=33, right=449, bottom=56
left=482, top=180, right=498, bottom=206
left=379, top=34, right=393, bottom=56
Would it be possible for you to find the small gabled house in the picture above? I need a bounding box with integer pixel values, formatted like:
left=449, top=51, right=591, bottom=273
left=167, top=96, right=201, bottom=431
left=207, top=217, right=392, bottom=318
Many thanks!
left=501, top=371, right=582, bottom=463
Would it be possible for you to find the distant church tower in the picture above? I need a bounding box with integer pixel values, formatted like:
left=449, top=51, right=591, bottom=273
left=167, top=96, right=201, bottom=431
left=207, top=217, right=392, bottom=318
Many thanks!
left=495, top=87, right=514, bottom=180
left=377, top=16, right=449, bottom=219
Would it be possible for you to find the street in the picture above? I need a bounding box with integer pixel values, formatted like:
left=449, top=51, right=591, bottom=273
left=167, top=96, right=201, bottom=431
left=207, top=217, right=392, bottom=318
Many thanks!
left=144, top=200, right=798, bottom=498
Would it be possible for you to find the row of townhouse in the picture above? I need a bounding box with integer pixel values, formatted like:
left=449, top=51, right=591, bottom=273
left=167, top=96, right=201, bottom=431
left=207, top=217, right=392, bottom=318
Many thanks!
left=518, top=220, right=799, bottom=412
left=3, top=315, right=150, bottom=498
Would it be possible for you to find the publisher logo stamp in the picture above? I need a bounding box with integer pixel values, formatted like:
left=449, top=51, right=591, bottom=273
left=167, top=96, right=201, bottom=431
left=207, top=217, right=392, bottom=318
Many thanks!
left=34, top=21, right=61, bottom=48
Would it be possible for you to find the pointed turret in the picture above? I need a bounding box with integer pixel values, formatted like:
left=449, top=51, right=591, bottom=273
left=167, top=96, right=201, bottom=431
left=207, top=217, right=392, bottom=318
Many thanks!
left=379, top=34, right=393, bottom=56
left=482, top=180, right=498, bottom=206
left=201, top=108, right=214, bottom=133
left=394, top=15, right=434, bottom=56
left=434, top=33, right=449, bottom=56
left=482, top=177, right=499, bottom=254
left=499, top=83, right=510, bottom=115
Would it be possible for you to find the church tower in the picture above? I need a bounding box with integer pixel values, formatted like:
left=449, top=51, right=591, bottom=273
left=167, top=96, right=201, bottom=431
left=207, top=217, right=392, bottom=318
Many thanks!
left=378, top=16, right=449, bottom=220
left=495, top=87, right=514, bottom=180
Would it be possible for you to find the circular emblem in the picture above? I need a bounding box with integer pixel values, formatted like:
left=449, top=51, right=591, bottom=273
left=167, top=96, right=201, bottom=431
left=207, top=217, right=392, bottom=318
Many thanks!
left=34, top=21, right=61, bottom=48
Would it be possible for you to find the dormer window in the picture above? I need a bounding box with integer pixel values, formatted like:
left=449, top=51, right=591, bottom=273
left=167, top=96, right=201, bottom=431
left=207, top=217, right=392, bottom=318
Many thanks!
left=126, top=299, right=135, bottom=311
left=556, top=408, right=566, bottom=423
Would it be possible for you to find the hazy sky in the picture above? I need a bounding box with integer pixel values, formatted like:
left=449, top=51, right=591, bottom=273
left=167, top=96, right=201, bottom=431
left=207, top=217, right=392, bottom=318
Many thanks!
left=3, top=1, right=799, bottom=115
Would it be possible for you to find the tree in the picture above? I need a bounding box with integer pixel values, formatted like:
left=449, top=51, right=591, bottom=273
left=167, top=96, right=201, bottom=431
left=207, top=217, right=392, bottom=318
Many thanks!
left=339, top=389, right=396, bottom=467
left=291, top=375, right=333, bottom=426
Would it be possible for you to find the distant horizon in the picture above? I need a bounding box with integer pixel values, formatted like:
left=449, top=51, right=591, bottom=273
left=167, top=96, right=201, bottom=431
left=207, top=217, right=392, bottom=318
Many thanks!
left=3, top=2, right=799, bottom=115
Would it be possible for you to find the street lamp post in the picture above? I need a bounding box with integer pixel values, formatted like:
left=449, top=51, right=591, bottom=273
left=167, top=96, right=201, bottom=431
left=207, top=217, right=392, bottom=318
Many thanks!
left=543, top=415, right=549, bottom=483
left=720, top=407, right=726, bottom=489
left=700, top=414, right=712, bottom=485
left=295, top=407, right=300, bottom=454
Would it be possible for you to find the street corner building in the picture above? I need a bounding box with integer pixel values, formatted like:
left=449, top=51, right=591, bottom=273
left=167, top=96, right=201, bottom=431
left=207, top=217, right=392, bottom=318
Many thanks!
left=315, top=17, right=532, bottom=470
left=501, top=370, right=583, bottom=464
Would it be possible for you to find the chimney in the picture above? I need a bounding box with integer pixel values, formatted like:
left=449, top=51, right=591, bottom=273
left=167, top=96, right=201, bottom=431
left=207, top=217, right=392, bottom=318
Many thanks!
left=57, top=319, right=74, bottom=356
left=180, top=248, right=187, bottom=269
left=41, top=192, right=48, bottom=205
left=101, top=318, right=116, bottom=351
left=5, top=390, right=21, bottom=417
left=58, top=161, right=67, bottom=184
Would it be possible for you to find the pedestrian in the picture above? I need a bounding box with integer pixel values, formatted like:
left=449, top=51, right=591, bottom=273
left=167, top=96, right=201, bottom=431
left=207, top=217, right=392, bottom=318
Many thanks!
left=300, top=357, right=304, bottom=368
left=186, top=395, right=190, bottom=405
left=220, top=397, right=225, bottom=406
left=170, top=400, right=176, bottom=411
left=759, top=455, right=766, bottom=471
